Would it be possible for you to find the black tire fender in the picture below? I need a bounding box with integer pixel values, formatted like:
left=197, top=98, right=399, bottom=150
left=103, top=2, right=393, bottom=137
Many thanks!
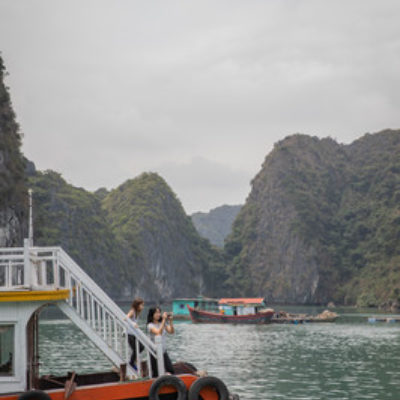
left=18, top=391, right=51, bottom=400
left=188, top=376, right=229, bottom=400
left=149, top=375, right=187, bottom=400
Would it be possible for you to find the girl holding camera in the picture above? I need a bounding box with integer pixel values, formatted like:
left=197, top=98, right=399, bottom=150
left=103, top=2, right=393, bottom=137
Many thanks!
left=147, top=307, right=175, bottom=376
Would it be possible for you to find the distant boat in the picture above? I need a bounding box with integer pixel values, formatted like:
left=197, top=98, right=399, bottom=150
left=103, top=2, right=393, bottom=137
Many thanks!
left=188, top=298, right=274, bottom=324
left=272, top=310, right=339, bottom=324
left=368, top=316, right=400, bottom=323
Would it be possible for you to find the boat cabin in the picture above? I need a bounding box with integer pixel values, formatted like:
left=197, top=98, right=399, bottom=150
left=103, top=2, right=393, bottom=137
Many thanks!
left=218, top=298, right=266, bottom=316
left=0, top=240, right=165, bottom=396
left=0, top=242, right=71, bottom=393
left=172, top=297, right=219, bottom=319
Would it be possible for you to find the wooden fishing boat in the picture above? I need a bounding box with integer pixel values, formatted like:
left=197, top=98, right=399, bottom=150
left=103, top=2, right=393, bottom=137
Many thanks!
left=0, top=237, right=237, bottom=400
left=188, top=298, right=274, bottom=324
left=271, top=310, right=339, bottom=324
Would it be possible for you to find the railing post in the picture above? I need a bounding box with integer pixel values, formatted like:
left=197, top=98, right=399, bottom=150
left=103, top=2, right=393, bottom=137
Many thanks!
left=54, top=253, right=59, bottom=288
left=80, top=286, right=85, bottom=318
left=41, top=261, right=46, bottom=287
left=24, top=238, right=32, bottom=288
left=90, top=297, right=95, bottom=329
left=147, top=351, right=153, bottom=378
left=135, top=338, right=141, bottom=377
left=155, top=336, right=165, bottom=376
left=113, top=318, right=118, bottom=352
left=7, top=260, right=11, bottom=288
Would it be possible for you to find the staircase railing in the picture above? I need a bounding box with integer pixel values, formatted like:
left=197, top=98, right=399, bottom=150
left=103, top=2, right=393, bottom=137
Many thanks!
left=0, top=240, right=165, bottom=378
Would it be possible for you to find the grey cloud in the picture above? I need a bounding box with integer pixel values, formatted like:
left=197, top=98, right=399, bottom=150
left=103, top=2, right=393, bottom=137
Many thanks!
left=155, top=157, right=251, bottom=214
left=0, top=0, right=399, bottom=212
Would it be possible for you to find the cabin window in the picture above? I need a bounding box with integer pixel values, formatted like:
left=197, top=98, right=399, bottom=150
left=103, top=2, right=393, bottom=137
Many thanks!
left=45, top=260, right=55, bottom=285
left=11, top=263, right=24, bottom=286
left=0, top=325, right=14, bottom=376
left=0, top=264, right=5, bottom=287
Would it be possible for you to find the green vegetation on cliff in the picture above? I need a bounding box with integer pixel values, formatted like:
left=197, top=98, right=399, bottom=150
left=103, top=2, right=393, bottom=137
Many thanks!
left=224, top=130, right=400, bottom=308
left=29, top=170, right=130, bottom=297
left=337, top=132, right=400, bottom=307
left=0, top=54, right=26, bottom=245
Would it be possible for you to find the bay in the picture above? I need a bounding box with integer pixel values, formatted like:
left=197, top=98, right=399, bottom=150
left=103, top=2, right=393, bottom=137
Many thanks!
left=38, top=306, right=400, bottom=400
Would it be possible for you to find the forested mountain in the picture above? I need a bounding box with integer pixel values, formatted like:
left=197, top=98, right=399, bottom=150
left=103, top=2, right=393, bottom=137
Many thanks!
left=28, top=170, right=223, bottom=301
left=224, top=131, right=400, bottom=308
left=0, top=55, right=26, bottom=246
left=29, top=169, right=131, bottom=297
left=191, top=205, right=242, bottom=247
left=102, top=173, right=224, bottom=301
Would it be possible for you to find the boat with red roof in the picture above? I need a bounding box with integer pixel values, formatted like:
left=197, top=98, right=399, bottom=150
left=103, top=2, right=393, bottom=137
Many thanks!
left=188, top=298, right=274, bottom=324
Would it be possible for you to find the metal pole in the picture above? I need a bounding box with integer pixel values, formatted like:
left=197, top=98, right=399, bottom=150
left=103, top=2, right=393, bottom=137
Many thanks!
left=28, top=189, right=33, bottom=246
left=155, top=336, right=165, bottom=376
left=24, top=238, right=31, bottom=288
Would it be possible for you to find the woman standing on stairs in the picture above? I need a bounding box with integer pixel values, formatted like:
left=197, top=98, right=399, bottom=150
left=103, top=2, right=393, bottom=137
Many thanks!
left=126, top=297, right=145, bottom=370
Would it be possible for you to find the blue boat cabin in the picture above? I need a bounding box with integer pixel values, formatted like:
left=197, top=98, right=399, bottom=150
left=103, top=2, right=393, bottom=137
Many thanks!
left=172, top=298, right=219, bottom=318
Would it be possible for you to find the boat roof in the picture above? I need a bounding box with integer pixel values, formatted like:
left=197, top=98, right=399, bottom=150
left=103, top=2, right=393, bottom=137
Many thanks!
left=173, top=297, right=218, bottom=302
left=218, top=298, right=265, bottom=306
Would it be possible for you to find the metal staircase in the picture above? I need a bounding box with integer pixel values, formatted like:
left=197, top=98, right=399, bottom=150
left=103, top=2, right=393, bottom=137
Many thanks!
left=0, top=241, right=165, bottom=378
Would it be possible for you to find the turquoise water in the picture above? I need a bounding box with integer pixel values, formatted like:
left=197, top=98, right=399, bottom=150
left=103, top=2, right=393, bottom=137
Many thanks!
left=39, top=307, right=400, bottom=399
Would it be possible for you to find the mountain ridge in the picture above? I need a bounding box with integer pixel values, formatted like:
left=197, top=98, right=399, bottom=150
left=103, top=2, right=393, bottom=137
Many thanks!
left=224, top=130, right=400, bottom=308
left=191, top=204, right=242, bottom=247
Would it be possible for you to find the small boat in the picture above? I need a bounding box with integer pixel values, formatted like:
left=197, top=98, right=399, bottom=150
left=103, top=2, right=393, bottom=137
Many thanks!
left=368, top=316, right=400, bottom=323
left=272, top=310, right=339, bottom=324
left=172, top=297, right=219, bottom=320
left=188, top=298, right=274, bottom=324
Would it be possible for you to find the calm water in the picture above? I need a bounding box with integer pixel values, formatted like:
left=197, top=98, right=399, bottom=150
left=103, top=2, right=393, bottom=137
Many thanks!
left=39, top=307, right=400, bottom=400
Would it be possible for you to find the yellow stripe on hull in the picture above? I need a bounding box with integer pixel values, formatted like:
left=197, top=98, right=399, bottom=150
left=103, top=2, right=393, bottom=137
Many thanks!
left=0, top=289, right=70, bottom=302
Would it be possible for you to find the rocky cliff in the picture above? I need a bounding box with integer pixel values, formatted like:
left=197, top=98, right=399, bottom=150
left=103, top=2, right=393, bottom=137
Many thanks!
left=225, top=131, right=400, bottom=307
left=191, top=205, right=242, bottom=247
left=0, top=55, right=26, bottom=246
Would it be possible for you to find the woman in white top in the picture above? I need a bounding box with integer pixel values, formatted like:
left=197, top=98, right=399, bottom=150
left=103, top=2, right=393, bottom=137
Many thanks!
left=126, top=298, right=144, bottom=369
left=147, top=306, right=175, bottom=376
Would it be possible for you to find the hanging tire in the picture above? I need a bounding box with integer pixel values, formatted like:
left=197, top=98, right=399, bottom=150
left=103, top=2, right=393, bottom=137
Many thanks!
left=149, top=375, right=187, bottom=400
left=188, top=376, right=229, bottom=400
left=18, top=391, right=51, bottom=400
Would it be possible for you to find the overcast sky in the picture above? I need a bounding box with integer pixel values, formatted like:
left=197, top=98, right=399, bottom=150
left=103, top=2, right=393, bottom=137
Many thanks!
left=0, top=1, right=399, bottom=213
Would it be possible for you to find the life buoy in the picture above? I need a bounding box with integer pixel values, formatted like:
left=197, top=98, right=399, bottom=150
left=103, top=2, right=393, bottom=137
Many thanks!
left=149, top=375, right=187, bottom=400
left=188, top=376, right=229, bottom=400
left=18, top=391, right=51, bottom=400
